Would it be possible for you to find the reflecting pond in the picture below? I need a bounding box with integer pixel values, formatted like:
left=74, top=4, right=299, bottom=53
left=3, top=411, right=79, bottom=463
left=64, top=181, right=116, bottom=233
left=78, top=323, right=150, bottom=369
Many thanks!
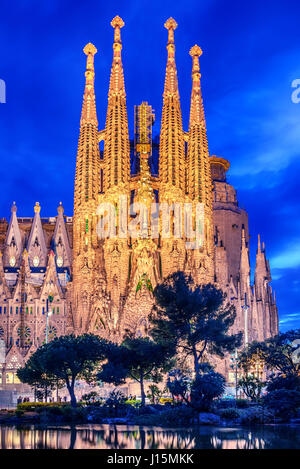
left=0, top=424, right=300, bottom=449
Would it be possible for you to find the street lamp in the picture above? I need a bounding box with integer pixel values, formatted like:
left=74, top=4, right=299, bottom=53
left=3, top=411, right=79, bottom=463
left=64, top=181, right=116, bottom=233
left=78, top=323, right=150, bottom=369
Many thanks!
left=241, top=293, right=249, bottom=347
left=230, top=349, right=239, bottom=400
left=46, top=283, right=54, bottom=344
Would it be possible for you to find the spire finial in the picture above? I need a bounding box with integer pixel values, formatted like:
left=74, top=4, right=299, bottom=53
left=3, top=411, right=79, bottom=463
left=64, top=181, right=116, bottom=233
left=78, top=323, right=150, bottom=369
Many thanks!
left=83, top=43, right=97, bottom=57
left=164, top=17, right=177, bottom=44
left=57, top=202, right=64, bottom=216
left=11, top=201, right=17, bottom=213
left=80, top=42, right=98, bottom=126
left=189, top=44, right=203, bottom=58
left=111, top=15, right=124, bottom=46
left=34, top=202, right=41, bottom=214
left=83, top=43, right=97, bottom=89
left=190, top=45, right=202, bottom=77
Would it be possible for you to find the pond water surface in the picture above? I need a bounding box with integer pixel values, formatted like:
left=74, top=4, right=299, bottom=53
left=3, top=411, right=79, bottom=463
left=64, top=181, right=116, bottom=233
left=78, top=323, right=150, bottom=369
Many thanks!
left=0, top=424, right=299, bottom=449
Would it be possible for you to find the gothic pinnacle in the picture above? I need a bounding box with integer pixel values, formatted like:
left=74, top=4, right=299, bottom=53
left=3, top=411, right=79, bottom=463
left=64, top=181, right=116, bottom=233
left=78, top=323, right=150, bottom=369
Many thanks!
left=188, top=44, right=205, bottom=125
left=103, top=15, right=130, bottom=191
left=159, top=16, right=185, bottom=193
left=164, top=17, right=177, bottom=45
left=190, top=44, right=202, bottom=79
left=83, top=43, right=97, bottom=86
left=111, top=15, right=124, bottom=47
left=80, top=42, right=98, bottom=126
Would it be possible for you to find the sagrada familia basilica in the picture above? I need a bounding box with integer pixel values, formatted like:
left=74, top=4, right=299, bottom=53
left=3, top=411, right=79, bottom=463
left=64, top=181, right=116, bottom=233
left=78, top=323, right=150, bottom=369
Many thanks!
left=0, top=17, right=278, bottom=393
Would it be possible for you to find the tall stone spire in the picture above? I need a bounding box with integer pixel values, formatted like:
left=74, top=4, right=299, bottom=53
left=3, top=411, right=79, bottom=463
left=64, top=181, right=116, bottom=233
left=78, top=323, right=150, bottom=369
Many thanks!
left=103, top=16, right=130, bottom=192
left=159, top=18, right=185, bottom=196
left=72, top=43, right=101, bottom=334
left=255, top=234, right=270, bottom=300
left=187, top=45, right=212, bottom=204
left=74, top=43, right=100, bottom=213
left=239, top=228, right=250, bottom=297
left=186, top=45, right=214, bottom=282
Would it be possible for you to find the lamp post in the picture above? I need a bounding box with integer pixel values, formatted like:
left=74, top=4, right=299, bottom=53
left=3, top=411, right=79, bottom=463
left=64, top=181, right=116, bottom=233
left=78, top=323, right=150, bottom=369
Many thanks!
left=241, top=293, right=249, bottom=347
left=45, top=287, right=54, bottom=403
left=46, top=285, right=54, bottom=344
left=230, top=349, right=239, bottom=400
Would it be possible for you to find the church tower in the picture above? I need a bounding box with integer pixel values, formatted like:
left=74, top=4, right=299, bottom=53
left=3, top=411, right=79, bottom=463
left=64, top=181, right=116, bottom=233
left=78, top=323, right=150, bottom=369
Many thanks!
left=159, top=18, right=186, bottom=278
left=186, top=45, right=214, bottom=283
left=72, top=43, right=101, bottom=333
left=101, top=16, right=131, bottom=335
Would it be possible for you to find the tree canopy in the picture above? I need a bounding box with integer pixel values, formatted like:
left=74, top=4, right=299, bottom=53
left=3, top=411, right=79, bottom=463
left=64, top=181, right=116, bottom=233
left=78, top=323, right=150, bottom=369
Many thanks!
left=238, top=330, right=300, bottom=377
left=150, top=272, right=242, bottom=376
left=98, top=336, right=175, bottom=406
left=17, top=334, right=109, bottom=407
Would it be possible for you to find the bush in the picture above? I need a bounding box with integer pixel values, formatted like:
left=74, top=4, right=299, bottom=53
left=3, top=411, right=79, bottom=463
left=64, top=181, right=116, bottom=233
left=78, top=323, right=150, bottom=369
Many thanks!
left=81, top=392, right=101, bottom=405
left=218, top=408, right=241, bottom=419
left=134, top=414, right=160, bottom=426
left=215, top=398, right=249, bottom=409
left=16, top=402, right=69, bottom=412
left=60, top=406, right=87, bottom=422
left=135, top=405, right=196, bottom=426
left=239, top=406, right=275, bottom=424
left=160, top=406, right=196, bottom=426
left=263, top=389, right=300, bottom=419
left=266, top=374, right=300, bottom=392
left=125, top=399, right=141, bottom=408
left=236, top=399, right=249, bottom=408
left=159, top=397, right=173, bottom=404
left=190, top=367, right=226, bottom=411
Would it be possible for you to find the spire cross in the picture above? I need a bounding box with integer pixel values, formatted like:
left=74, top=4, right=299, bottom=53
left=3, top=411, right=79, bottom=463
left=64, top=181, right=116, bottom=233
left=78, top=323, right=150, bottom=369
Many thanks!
left=111, top=15, right=124, bottom=48
left=164, top=17, right=177, bottom=45
left=34, top=202, right=41, bottom=214
left=189, top=45, right=202, bottom=80
left=83, top=43, right=97, bottom=86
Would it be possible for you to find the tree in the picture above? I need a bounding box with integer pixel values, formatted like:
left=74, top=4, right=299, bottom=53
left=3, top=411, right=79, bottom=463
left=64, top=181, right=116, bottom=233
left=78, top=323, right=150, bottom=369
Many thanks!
left=237, top=375, right=265, bottom=401
left=167, top=363, right=225, bottom=411
left=98, top=337, right=175, bottom=406
left=18, top=334, right=109, bottom=407
left=150, top=272, right=242, bottom=377
left=263, top=389, right=300, bottom=419
left=147, top=384, right=162, bottom=404
left=17, top=364, right=62, bottom=402
left=81, top=391, right=100, bottom=406
left=239, top=330, right=300, bottom=378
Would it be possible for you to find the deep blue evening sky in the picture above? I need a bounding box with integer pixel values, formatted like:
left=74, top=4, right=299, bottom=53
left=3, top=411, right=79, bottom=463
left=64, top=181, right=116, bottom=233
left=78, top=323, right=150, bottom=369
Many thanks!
left=0, top=0, right=299, bottom=331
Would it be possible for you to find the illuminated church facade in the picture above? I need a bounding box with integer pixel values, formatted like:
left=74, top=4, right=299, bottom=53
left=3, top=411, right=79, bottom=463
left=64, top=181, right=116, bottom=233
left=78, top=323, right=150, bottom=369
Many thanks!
left=0, top=17, right=278, bottom=392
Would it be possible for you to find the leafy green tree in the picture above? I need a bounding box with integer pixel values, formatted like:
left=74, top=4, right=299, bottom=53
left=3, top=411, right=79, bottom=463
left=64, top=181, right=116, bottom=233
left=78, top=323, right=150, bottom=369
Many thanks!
left=81, top=391, right=100, bottom=405
left=237, top=375, right=265, bottom=401
left=98, top=337, right=175, bottom=406
left=266, top=373, right=300, bottom=392
left=239, top=330, right=300, bottom=377
left=17, top=359, right=64, bottom=402
left=150, top=272, right=242, bottom=377
left=167, top=363, right=225, bottom=411
left=18, top=334, right=109, bottom=407
left=146, top=384, right=163, bottom=404
left=263, top=389, right=300, bottom=419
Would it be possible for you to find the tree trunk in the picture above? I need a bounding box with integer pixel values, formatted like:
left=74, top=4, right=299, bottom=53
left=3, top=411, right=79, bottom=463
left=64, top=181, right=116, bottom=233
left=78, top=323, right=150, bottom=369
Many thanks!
left=193, top=345, right=200, bottom=378
left=140, top=373, right=146, bottom=407
left=66, top=378, right=77, bottom=408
